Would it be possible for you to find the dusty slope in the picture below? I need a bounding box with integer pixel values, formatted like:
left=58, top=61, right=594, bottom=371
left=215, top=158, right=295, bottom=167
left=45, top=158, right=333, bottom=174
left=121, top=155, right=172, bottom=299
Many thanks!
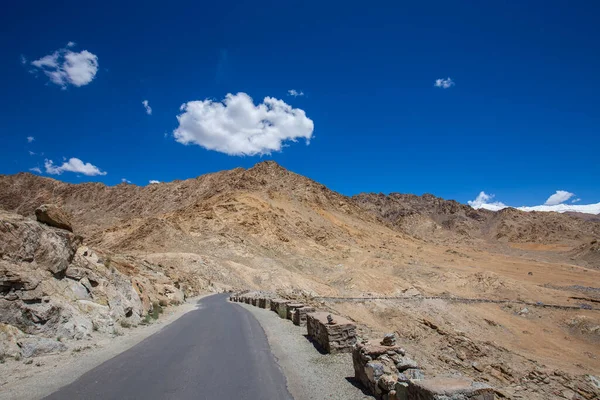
left=1, top=161, right=599, bottom=399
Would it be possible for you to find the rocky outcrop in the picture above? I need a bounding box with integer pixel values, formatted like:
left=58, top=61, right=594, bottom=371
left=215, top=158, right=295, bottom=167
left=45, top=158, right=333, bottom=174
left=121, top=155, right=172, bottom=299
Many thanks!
left=0, top=210, right=185, bottom=360
left=35, top=204, right=73, bottom=232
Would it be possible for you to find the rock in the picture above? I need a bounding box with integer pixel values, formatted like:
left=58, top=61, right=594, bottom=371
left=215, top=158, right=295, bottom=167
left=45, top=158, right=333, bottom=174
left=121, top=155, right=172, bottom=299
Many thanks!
left=18, top=337, right=67, bottom=358
left=403, top=368, right=425, bottom=380
left=396, top=356, right=419, bottom=371
left=394, top=382, right=409, bottom=400
left=519, top=307, right=529, bottom=315
left=35, top=204, right=73, bottom=232
left=381, top=333, right=397, bottom=346
left=379, top=374, right=397, bottom=391
left=0, top=212, right=80, bottom=275
left=407, top=377, right=495, bottom=400
left=472, top=361, right=485, bottom=372
left=366, top=361, right=385, bottom=383
left=0, top=323, right=26, bottom=359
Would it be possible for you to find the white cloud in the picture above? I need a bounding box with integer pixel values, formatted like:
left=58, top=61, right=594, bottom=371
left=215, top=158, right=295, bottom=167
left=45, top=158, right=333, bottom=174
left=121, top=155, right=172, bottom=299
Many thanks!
left=434, top=77, right=455, bottom=89
left=572, top=198, right=581, bottom=203
left=67, top=41, right=76, bottom=48
left=121, top=178, right=132, bottom=184
left=288, top=89, right=304, bottom=97
left=44, top=157, right=106, bottom=176
left=544, top=190, right=574, bottom=206
left=149, top=180, right=160, bottom=184
left=30, top=44, right=98, bottom=88
left=20, top=55, right=27, bottom=65
left=27, top=136, right=34, bottom=143
left=173, top=92, right=314, bottom=156
left=29, top=167, right=42, bottom=174
left=28, top=151, right=36, bottom=156
left=468, top=191, right=600, bottom=215
left=467, top=191, right=508, bottom=211
left=142, top=100, right=152, bottom=115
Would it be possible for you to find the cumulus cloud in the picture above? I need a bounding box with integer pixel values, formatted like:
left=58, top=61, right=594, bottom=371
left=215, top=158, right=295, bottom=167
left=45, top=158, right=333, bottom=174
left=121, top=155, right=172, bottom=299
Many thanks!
left=468, top=191, right=600, bottom=215
left=27, top=136, right=34, bottom=143
left=149, top=180, right=160, bottom=184
left=544, top=190, right=574, bottom=206
left=29, top=167, right=42, bottom=174
left=30, top=43, right=98, bottom=88
left=142, top=100, right=152, bottom=115
left=173, top=92, right=314, bottom=156
left=288, top=89, right=304, bottom=97
left=434, top=77, right=455, bottom=89
left=467, top=192, right=508, bottom=212
left=44, top=157, right=106, bottom=176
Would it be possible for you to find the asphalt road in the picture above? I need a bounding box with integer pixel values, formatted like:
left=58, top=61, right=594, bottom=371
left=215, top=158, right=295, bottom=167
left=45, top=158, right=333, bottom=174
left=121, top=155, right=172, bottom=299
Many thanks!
left=44, top=294, right=292, bottom=400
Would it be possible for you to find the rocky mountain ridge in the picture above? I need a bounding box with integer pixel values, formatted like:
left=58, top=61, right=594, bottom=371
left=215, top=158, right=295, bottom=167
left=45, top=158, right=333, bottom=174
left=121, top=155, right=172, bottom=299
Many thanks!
left=353, top=192, right=600, bottom=246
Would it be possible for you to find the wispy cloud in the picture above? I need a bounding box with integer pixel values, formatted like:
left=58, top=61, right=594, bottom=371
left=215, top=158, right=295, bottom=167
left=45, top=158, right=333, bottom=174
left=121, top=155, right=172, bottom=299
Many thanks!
left=468, top=190, right=600, bottom=215
left=30, top=43, right=99, bottom=88
left=121, top=178, right=132, bottom=184
left=149, top=180, right=160, bottom=184
left=288, top=89, right=304, bottom=97
left=434, top=77, right=455, bottom=89
left=142, top=99, right=152, bottom=115
left=173, top=92, right=314, bottom=156
left=27, top=136, right=34, bottom=143
left=28, top=151, right=36, bottom=156
left=29, top=167, right=42, bottom=174
left=572, top=198, right=581, bottom=203
left=20, top=55, right=27, bottom=65
left=44, top=157, right=106, bottom=176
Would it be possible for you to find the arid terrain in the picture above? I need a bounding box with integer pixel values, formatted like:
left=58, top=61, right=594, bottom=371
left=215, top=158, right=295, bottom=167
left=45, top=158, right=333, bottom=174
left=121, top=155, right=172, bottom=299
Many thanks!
left=1, top=161, right=599, bottom=399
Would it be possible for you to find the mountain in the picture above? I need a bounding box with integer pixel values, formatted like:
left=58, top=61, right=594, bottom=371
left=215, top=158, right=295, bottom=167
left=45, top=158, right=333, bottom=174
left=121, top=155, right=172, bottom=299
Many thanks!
left=353, top=192, right=600, bottom=246
left=1, top=161, right=599, bottom=399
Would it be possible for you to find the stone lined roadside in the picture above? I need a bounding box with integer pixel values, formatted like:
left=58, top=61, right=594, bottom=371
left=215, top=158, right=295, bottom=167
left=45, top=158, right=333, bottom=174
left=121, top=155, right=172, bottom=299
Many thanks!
left=232, top=293, right=496, bottom=400
left=235, top=301, right=371, bottom=400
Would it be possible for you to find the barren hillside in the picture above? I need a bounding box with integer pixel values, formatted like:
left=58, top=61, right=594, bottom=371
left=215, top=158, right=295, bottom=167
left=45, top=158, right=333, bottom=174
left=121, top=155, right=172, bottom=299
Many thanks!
left=1, top=161, right=599, bottom=399
left=353, top=192, right=600, bottom=244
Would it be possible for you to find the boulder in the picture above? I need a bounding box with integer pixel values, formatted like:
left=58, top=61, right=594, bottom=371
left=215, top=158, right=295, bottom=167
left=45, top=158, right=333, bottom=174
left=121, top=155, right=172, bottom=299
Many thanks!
left=18, top=336, right=67, bottom=358
left=35, top=204, right=73, bottom=232
left=0, top=323, right=26, bottom=359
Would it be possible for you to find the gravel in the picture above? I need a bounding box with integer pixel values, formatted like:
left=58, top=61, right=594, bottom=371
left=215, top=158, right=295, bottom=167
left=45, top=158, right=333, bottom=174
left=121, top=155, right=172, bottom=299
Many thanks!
left=237, top=302, right=372, bottom=400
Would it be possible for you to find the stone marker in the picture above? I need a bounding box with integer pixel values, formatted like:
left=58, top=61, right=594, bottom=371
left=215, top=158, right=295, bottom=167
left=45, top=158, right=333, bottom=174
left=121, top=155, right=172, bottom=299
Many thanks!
left=353, top=340, right=409, bottom=399
left=270, top=299, right=291, bottom=318
left=407, top=377, right=494, bottom=400
left=258, top=298, right=270, bottom=309
left=293, top=306, right=316, bottom=326
left=306, top=312, right=356, bottom=354
left=285, top=303, right=305, bottom=320
left=381, top=333, right=396, bottom=346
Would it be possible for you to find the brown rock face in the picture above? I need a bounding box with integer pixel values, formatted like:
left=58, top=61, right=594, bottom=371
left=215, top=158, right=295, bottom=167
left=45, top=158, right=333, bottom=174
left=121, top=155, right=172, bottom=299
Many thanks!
left=35, top=204, right=73, bottom=232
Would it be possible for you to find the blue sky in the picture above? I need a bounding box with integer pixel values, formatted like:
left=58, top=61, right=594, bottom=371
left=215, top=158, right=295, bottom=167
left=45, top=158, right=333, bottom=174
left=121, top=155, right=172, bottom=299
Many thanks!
left=1, top=0, right=599, bottom=211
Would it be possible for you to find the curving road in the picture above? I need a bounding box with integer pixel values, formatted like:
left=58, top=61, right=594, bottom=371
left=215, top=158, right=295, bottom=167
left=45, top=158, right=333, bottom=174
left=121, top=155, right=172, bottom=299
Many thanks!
left=44, top=294, right=292, bottom=400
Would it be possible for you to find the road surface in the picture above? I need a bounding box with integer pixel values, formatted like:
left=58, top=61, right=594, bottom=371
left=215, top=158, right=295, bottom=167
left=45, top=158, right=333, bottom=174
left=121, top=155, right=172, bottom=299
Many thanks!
left=44, top=294, right=292, bottom=400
